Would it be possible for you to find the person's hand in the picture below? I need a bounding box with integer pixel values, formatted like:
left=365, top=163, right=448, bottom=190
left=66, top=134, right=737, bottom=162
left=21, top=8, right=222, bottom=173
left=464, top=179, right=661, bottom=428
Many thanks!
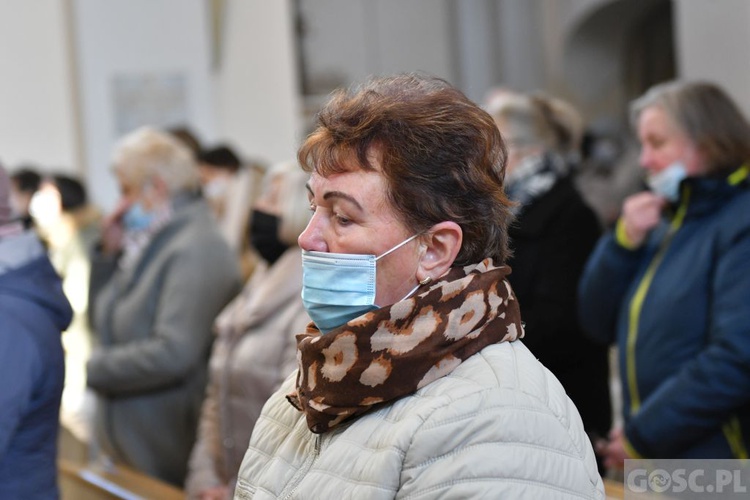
left=100, top=198, right=131, bottom=256
left=595, top=427, right=632, bottom=471
left=619, top=191, right=666, bottom=248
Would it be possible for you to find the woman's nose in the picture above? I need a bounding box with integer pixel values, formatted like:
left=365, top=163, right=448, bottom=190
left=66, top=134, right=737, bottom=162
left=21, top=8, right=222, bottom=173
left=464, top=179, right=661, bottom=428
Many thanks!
left=297, top=211, right=327, bottom=252
left=639, top=147, right=655, bottom=171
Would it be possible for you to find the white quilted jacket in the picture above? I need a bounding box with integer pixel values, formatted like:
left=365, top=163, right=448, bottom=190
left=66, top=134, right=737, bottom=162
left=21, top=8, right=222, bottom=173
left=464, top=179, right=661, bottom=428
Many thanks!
left=234, top=340, right=605, bottom=499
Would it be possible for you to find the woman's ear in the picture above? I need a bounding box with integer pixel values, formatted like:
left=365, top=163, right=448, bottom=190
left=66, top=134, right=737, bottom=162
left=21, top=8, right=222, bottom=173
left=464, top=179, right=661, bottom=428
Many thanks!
left=685, top=143, right=709, bottom=176
left=417, top=221, right=462, bottom=282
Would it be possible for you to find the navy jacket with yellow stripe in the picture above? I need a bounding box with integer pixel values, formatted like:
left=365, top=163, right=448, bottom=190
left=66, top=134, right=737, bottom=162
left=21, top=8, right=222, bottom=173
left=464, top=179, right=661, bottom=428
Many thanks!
left=578, top=165, right=750, bottom=459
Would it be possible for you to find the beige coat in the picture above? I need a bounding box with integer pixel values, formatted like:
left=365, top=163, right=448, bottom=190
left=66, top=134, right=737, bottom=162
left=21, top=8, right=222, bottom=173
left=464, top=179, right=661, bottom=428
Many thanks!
left=186, top=248, right=309, bottom=497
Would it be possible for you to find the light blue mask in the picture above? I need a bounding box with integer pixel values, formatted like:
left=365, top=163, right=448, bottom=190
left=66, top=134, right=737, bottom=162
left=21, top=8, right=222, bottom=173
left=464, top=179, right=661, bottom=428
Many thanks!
left=122, top=202, right=155, bottom=232
left=301, top=234, right=419, bottom=334
left=647, top=161, right=688, bottom=202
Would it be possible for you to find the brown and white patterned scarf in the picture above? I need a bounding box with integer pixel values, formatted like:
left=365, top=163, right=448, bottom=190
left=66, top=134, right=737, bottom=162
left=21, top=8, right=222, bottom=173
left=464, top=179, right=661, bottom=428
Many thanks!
left=287, top=258, right=524, bottom=433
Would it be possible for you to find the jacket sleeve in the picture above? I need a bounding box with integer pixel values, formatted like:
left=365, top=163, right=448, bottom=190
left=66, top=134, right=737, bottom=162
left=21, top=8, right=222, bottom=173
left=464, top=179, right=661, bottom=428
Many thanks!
left=86, top=244, right=241, bottom=394
left=577, top=233, right=644, bottom=345
left=625, top=225, right=750, bottom=457
left=0, top=317, right=38, bottom=459
left=185, top=338, right=225, bottom=498
left=86, top=248, right=118, bottom=336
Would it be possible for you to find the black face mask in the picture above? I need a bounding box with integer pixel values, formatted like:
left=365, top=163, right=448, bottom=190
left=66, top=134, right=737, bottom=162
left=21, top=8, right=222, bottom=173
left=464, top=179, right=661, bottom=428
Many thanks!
left=249, top=209, right=289, bottom=265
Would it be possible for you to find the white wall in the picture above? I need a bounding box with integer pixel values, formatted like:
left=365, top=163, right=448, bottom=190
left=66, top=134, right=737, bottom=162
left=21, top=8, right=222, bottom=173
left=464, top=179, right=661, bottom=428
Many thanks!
left=298, top=0, right=454, bottom=89
left=0, top=0, right=79, bottom=172
left=674, top=0, right=750, bottom=116
left=4, top=0, right=750, bottom=207
left=297, top=0, right=455, bottom=122
left=73, top=0, right=216, bottom=211
left=214, top=0, right=302, bottom=167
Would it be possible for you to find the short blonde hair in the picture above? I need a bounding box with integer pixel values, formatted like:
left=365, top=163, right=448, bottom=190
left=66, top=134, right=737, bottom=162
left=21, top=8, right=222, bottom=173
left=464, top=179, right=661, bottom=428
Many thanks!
left=262, top=161, right=310, bottom=246
left=112, top=126, right=199, bottom=193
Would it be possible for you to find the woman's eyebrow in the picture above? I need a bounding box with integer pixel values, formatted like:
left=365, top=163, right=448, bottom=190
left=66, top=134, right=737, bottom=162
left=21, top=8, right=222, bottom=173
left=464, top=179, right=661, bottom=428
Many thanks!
left=323, top=191, right=363, bottom=211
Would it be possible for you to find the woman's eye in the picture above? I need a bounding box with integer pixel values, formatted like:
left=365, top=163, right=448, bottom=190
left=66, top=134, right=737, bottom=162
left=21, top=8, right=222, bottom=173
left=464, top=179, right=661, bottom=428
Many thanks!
left=308, top=201, right=316, bottom=213
left=334, top=213, right=351, bottom=226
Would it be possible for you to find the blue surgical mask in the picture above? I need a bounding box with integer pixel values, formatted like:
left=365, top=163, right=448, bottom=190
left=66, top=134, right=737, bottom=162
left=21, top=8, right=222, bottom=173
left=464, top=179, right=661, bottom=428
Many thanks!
left=301, top=234, right=419, bottom=334
left=122, top=202, right=155, bottom=232
left=647, top=161, right=688, bottom=202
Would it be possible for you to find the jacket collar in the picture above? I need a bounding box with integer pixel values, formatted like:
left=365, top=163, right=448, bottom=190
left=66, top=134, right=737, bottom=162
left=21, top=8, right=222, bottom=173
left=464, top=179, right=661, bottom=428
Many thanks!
left=677, top=164, right=749, bottom=218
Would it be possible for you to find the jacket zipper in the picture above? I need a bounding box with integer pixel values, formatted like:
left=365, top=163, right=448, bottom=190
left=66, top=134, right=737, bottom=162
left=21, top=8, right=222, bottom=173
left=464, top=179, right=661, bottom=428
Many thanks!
left=279, top=434, right=322, bottom=500
left=716, top=165, right=748, bottom=458
left=723, top=416, right=749, bottom=459
left=626, top=187, right=690, bottom=413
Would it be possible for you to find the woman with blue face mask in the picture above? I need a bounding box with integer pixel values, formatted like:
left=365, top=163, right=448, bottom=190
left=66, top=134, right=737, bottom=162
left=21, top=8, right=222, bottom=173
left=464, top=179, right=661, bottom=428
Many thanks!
left=86, top=127, right=242, bottom=487
left=579, top=81, right=750, bottom=469
left=232, top=73, right=604, bottom=499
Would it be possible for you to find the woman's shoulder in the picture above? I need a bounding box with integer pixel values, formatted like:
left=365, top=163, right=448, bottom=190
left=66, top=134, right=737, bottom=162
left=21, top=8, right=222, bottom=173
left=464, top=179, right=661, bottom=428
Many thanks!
left=696, top=185, right=750, bottom=246
left=720, top=184, right=750, bottom=222
left=352, top=341, right=600, bottom=496
left=415, top=341, right=573, bottom=417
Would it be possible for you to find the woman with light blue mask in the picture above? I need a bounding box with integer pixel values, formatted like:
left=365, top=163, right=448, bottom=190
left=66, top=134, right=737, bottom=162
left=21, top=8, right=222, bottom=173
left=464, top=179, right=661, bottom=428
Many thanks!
left=579, top=81, right=750, bottom=469
left=233, top=73, right=604, bottom=499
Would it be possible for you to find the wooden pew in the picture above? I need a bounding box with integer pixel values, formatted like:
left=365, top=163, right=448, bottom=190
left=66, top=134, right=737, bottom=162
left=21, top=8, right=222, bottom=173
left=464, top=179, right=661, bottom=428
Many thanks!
left=60, top=458, right=625, bottom=500
left=604, top=477, right=625, bottom=499
left=59, top=459, right=184, bottom=500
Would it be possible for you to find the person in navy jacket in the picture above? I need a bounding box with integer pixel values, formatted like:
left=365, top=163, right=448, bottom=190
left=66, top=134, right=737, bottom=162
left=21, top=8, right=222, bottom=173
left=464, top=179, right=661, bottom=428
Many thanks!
left=0, top=163, right=73, bottom=499
left=579, top=81, right=750, bottom=468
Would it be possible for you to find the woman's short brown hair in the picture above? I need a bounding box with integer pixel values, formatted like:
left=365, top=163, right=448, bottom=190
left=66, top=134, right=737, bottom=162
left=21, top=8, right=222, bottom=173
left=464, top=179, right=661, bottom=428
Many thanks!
left=631, top=80, right=750, bottom=174
left=298, top=73, right=513, bottom=265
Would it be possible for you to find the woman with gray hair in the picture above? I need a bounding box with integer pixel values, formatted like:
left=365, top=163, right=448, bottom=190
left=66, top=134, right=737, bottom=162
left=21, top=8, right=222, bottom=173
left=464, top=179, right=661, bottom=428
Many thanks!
left=579, top=81, right=750, bottom=468
left=86, top=127, right=242, bottom=486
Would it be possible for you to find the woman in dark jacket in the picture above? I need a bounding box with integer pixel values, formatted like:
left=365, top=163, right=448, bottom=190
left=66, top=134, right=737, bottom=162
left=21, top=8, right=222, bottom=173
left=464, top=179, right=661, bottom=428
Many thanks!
left=490, top=92, right=612, bottom=453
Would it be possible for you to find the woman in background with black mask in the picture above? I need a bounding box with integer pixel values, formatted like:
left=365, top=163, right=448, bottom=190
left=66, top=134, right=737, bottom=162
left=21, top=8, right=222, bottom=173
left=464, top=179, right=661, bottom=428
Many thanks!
left=186, top=161, right=311, bottom=500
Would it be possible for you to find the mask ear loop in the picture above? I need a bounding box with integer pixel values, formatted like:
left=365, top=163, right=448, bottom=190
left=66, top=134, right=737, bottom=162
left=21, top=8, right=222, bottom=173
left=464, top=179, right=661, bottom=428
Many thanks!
left=399, top=275, right=433, bottom=302
left=398, top=240, right=433, bottom=302
left=375, top=233, right=420, bottom=261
